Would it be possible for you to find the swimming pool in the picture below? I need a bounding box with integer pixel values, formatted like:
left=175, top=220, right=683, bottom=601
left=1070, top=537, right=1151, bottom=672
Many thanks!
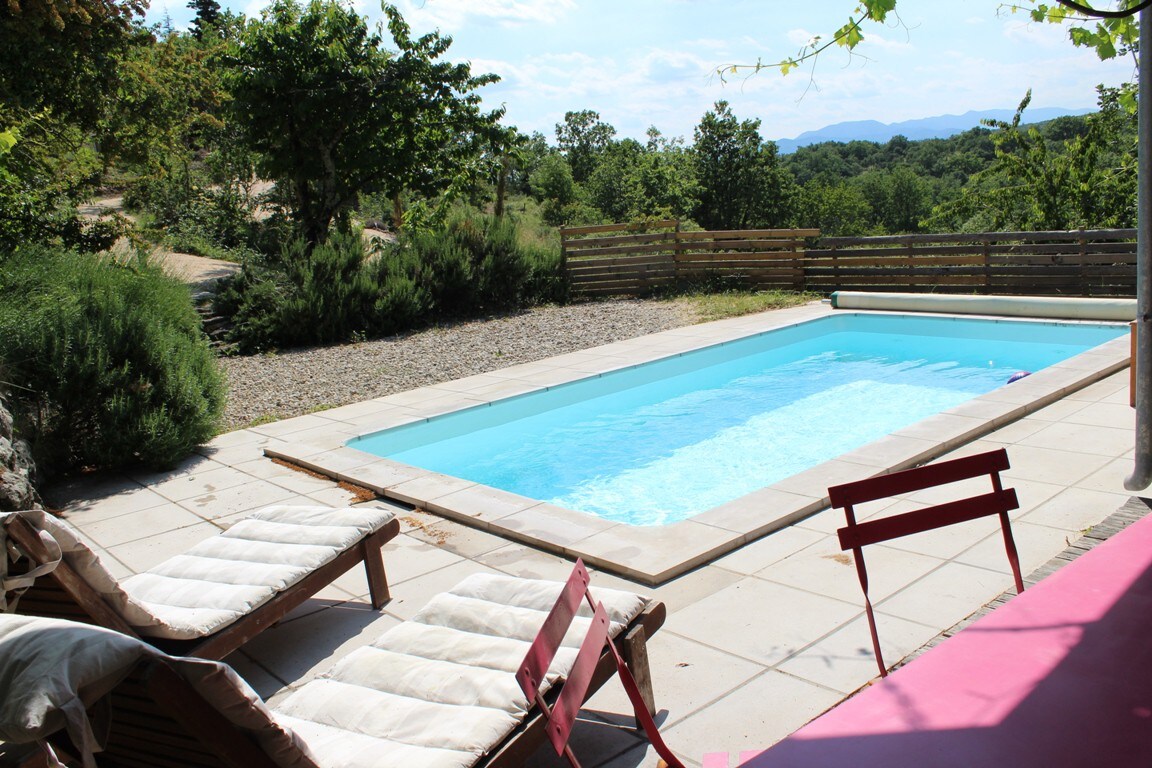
left=267, top=304, right=1132, bottom=583
left=349, top=314, right=1126, bottom=526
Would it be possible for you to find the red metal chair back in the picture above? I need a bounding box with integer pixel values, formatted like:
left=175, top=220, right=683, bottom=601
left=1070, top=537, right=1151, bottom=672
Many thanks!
left=515, top=559, right=685, bottom=768
left=828, top=448, right=1023, bottom=678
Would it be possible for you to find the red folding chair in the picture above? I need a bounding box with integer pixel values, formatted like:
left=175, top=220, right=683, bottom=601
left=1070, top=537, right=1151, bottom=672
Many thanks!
left=828, top=447, right=1024, bottom=678
left=515, top=559, right=686, bottom=768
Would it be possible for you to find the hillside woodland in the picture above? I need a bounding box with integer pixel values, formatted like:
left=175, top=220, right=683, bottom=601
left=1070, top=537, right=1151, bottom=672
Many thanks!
left=0, top=0, right=1138, bottom=477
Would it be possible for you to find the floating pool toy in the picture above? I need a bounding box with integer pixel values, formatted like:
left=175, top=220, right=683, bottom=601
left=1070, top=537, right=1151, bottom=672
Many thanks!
left=1007, top=371, right=1032, bottom=384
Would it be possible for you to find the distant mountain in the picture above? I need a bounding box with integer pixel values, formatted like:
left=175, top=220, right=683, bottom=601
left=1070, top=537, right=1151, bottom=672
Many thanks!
left=774, top=107, right=1094, bottom=154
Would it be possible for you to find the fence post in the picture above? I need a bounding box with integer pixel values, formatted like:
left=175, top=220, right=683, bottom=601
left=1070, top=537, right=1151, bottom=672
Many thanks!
left=560, top=227, right=569, bottom=275
left=982, top=236, right=992, bottom=294
left=1079, top=230, right=1089, bottom=296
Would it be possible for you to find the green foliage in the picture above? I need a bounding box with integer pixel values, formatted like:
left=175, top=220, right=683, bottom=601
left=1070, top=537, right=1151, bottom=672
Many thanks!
left=125, top=173, right=256, bottom=257
left=397, top=213, right=565, bottom=315
left=1, top=0, right=147, bottom=130
left=692, top=101, right=796, bottom=230
left=583, top=130, right=699, bottom=224
left=0, top=246, right=225, bottom=473
left=0, top=115, right=121, bottom=252
left=214, top=230, right=403, bottom=352
left=1028, top=2, right=1138, bottom=63
left=216, top=214, right=564, bottom=352
left=555, top=109, right=617, bottom=184
left=725, top=1, right=1137, bottom=81
left=102, top=29, right=227, bottom=174
left=928, top=89, right=1136, bottom=232
left=227, top=0, right=501, bottom=244
left=855, top=166, right=932, bottom=233
left=187, top=0, right=222, bottom=39
left=530, top=154, right=581, bottom=226
left=796, top=182, right=874, bottom=236
left=720, top=0, right=896, bottom=79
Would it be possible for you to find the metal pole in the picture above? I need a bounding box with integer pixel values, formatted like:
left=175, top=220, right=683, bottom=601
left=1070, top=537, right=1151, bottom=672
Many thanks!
left=1125, top=6, right=1152, bottom=490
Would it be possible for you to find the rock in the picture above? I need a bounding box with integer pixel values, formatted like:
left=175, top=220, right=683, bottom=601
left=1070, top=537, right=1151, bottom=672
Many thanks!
left=0, top=468, right=33, bottom=511
left=0, top=394, right=39, bottom=511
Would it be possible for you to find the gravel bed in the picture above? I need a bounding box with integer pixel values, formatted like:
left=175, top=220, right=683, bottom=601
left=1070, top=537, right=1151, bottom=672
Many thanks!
left=219, top=299, right=699, bottom=431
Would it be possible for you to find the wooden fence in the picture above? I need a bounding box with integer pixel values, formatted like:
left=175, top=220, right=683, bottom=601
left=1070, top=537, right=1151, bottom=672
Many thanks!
left=561, top=224, right=1137, bottom=298
left=562, top=221, right=819, bottom=297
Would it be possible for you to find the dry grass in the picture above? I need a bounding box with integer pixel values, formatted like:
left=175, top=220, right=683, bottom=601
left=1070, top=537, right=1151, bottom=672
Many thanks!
left=673, top=289, right=820, bottom=323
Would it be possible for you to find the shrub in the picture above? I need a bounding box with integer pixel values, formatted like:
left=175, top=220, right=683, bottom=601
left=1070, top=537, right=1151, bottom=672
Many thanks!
left=215, top=229, right=412, bottom=352
left=217, top=213, right=565, bottom=351
left=0, top=246, right=226, bottom=473
left=389, top=212, right=565, bottom=316
left=125, top=174, right=256, bottom=258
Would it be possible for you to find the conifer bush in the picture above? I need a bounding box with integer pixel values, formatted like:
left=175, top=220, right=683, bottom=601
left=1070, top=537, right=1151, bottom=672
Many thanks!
left=0, top=247, right=226, bottom=473
left=215, top=213, right=564, bottom=351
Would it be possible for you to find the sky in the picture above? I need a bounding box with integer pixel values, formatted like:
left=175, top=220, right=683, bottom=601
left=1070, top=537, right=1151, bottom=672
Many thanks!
left=146, top=0, right=1138, bottom=144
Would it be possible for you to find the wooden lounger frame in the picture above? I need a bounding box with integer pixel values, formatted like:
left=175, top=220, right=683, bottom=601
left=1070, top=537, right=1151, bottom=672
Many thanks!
left=36, top=599, right=668, bottom=768
left=2, top=514, right=401, bottom=660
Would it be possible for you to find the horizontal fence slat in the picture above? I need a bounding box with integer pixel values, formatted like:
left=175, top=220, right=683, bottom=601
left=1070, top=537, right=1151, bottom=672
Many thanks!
left=562, top=222, right=1137, bottom=298
left=562, top=231, right=678, bottom=249
left=561, top=220, right=678, bottom=237
left=674, top=228, right=819, bottom=241
left=566, top=243, right=678, bottom=258
left=674, top=252, right=804, bottom=263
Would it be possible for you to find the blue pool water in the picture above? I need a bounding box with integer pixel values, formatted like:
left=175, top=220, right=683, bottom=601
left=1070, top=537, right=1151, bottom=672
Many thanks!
left=350, top=314, right=1126, bottom=526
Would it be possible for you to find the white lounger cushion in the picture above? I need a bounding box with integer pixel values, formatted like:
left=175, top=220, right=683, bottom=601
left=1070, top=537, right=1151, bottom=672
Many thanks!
left=0, top=573, right=650, bottom=768
left=6, top=505, right=395, bottom=640
left=274, top=572, right=649, bottom=768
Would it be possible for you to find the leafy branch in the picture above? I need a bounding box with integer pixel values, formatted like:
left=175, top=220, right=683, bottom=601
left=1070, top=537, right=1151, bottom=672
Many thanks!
left=716, top=0, right=897, bottom=81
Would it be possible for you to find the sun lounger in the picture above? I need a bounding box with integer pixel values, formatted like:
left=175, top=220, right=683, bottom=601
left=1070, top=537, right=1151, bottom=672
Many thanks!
left=0, top=505, right=400, bottom=659
left=0, top=565, right=669, bottom=768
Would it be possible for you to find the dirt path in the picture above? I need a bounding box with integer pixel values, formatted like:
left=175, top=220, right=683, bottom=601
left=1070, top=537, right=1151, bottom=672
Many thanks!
left=82, top=195, right=241, bottom=291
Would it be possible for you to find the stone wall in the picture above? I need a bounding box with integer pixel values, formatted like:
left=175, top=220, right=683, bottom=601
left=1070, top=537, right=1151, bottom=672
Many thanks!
left=0, top=394, right=38, bottom=511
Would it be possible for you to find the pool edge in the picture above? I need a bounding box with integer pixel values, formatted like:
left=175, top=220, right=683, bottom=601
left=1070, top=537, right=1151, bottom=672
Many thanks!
left=264, top=306, right=1132, bottom=586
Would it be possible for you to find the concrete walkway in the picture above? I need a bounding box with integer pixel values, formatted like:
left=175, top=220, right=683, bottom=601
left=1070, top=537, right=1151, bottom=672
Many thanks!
left=44, top=344, right=1137, bottom=767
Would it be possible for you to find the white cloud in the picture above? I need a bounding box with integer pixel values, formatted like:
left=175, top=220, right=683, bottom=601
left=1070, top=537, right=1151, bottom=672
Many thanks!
left=1000, top=12, right=1080, bottom=50
left=786, top=27, right=822, bottom=49
left=396, top=0, right=575, bottom=32
left=863, top=31, right=915, bottom=52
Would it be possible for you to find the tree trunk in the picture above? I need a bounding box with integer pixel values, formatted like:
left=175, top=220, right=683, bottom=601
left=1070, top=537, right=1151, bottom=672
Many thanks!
left=495, top=157, right=509, bottom=218
left=391, top=192, right=404, bottom=231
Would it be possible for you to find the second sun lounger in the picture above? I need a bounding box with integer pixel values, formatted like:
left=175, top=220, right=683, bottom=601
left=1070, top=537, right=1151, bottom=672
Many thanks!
left=0, top=566, right=670, bottom=767
left=0, top=505, right=400, bottom=659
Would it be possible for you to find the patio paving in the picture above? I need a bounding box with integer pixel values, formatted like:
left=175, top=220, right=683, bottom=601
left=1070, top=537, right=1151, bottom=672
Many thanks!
left=38, top=323, right=1140, bottom=767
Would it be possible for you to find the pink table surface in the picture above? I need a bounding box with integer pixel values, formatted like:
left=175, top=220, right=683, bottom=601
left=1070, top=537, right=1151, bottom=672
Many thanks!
left=711, top=507, right=1152, bottom=767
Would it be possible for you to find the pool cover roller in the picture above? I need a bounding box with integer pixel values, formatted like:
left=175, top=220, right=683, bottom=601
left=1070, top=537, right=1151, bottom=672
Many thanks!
left=830, top=291, right=1136, bottom=322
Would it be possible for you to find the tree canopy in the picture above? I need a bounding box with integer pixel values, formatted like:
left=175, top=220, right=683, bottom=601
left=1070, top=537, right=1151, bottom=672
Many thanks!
left=228, top=1, right=501, bottom=245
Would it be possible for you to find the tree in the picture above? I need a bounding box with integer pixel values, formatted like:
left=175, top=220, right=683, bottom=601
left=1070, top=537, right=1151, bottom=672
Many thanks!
left=555, top=109, right=616, bottom=183
left=796, top=181, right=873, bottom=235
left=530, top=152, right=578, bottom=226
left=692, top=101, right=795, bottom=230
left=585, top=139, right=646, bottom=222
left=227, top=1, right=501, bottom=244
left=583, top=129, right=699, bottom=223
left=1, top=0, right=147, bottom=130
left=928, top=89, right=1136, bottom=231
left=0, top=0, right=145, bottom=250
left=855, top=165, right=931, bottom=233
left=187, top=0, right=221, bottom=39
